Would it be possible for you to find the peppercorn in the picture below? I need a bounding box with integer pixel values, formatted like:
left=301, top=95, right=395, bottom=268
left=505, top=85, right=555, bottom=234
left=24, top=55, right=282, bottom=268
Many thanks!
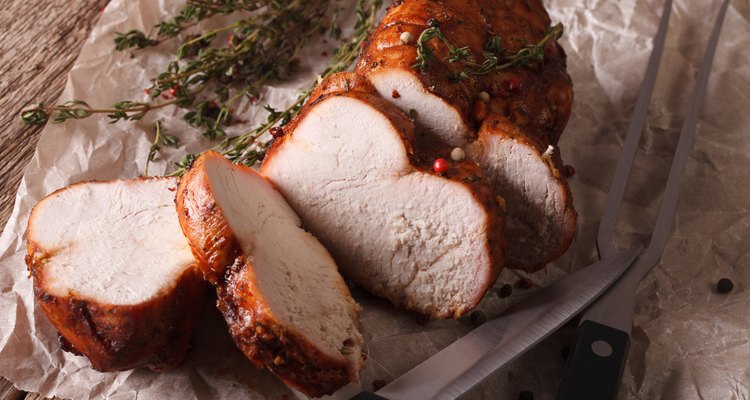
left=433, top=158, right=449, bottom=174
left=450, top=147, right=465, bottom=162
left=517, top=277, right=534, bottom=289
left=373, top=379, right=387, bottom=391
left=497, top=283, right=512, bottom=298
left=470, top=310, right=487, bottom=326
left=399, top=31, right=414, bottom=44
left=518, top=390, right=534, bottom=400
left=717, top=278, right=734, bottom=294
left=270, top=127, right=284, bottom=138
left=428, top=18, right=440, bottom=28
left=509, top=76, right=522, bottom=92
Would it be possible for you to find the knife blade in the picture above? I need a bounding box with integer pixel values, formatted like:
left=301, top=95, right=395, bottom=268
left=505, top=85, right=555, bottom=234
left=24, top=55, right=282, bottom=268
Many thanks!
left=351, top=247, right=641, bottom=400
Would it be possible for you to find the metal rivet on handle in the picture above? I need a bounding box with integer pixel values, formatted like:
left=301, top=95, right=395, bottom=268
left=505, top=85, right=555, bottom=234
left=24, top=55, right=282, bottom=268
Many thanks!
left=591, top=340, right=613, bottom=357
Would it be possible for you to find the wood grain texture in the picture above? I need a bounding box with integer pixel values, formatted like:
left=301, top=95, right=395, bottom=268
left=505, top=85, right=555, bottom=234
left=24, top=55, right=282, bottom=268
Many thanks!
left=23, top=395, right=61, bottom=400
left=0, top=379, right=23, bottom=400
left=0, top=0, right=102, bottom=399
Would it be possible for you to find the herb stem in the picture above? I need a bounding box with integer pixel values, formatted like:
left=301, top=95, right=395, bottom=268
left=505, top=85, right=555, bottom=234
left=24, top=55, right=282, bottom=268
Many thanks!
left=169, top=0, right=383, bottom=175
left=145, top=121, right=163, bottom=177
left=413, top=23, right=564, bottom=80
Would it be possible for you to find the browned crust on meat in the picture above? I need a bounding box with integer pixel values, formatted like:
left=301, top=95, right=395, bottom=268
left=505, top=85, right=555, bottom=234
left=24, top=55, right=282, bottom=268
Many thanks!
left=308, top=72, right=375, bottom=104
left=177, top=158, right=238, bottom=285
left=25, top=177, right=206, bottom=372
left=177, top=151, right=360, bottom=397
left=217, top=256, right=354, bottom=397
left=359, top=0, right=571, bottom=146
left=481, top=41, right=573, bottom=148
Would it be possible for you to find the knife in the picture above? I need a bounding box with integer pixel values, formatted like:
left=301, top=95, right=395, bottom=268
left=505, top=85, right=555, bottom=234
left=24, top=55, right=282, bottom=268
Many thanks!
left=556, top=0, right=731, bottom=398
left=351, top=246, right=641, bottom=400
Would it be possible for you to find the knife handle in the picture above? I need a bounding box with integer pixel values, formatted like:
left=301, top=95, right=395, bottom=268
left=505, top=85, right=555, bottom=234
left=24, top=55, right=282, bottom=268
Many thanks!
left=350, top=391, right=389, bottom=400
left=556, top=320, right=630, bottom=400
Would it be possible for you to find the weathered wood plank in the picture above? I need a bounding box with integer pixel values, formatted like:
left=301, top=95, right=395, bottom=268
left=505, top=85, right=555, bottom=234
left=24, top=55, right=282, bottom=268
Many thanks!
left=23, top=394, right=64, bottom=400
left=0, top=1, right=101, bottom=400
left=0, top=0, right=102, bottom=230
left=0, top=379, right=23, bottom=400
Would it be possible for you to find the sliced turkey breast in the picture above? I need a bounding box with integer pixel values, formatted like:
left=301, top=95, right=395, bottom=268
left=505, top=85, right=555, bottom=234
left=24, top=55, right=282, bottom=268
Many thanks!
left=467, top=116, right=576, bottom=271
left=262, top=83, right=504, bottom=318
left=357, top=0, right=576, bottom=271
left=25, top=177, right=206, bottom=372
left=358, top=45, right=474, bottom=147
left=356, top=0, right=483, bottom=146
left=356, top=0, right=557, bottom=147
left=176, top=151, right=362, bottom=398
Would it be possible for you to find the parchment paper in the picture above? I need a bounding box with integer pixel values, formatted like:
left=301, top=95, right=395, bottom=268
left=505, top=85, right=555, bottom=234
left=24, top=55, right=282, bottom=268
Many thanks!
left=1, top=0, right=749, bottom=398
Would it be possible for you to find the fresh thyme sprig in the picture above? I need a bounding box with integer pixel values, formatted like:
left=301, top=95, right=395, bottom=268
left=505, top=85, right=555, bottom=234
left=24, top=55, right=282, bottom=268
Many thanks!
left=413, top=22, right=564, bottom=81
left=20, top=0, right=382, bottom=176
left=22, top=0, right=329, bottom=141
left=114, top=1, right=270, bottom=50
left=168, top=0, right=384, bottom=176
left=144, top=121, right=180, bottom=177
left=20, top=97, right=185, bottom=125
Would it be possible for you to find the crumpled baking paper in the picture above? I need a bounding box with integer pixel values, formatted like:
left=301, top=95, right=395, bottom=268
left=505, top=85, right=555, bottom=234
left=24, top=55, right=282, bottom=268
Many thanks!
left=1, top=0, right=749, bottom=398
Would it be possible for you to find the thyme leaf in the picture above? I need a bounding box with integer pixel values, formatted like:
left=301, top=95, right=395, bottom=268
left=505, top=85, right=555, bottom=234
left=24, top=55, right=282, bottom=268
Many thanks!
left=413, top=23, right=564, bottom=80
left=168, top=0, right=383, bottom=176
left=144, top=121, right=181, bottom=177
left=20, top=0, right=383, bottom=176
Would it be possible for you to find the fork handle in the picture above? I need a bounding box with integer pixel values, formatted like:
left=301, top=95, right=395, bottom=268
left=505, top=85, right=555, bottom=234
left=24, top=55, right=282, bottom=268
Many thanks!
left=556, top=320, right=630, bottom=400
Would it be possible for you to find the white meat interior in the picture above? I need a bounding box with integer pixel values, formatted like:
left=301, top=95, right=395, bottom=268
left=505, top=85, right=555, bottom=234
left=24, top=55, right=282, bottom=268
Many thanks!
left=263, top=96, right=492, bottom=316
left=203, top=159, right=361, bottom=364
left=468, top=137, right=569, bottom=268
left=368, top=68, right=471, bottom=148
left=30, top=178, right=195, bottom=305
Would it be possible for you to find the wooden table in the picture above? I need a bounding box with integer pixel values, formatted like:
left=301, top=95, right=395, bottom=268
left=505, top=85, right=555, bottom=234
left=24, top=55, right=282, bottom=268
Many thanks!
left=0, top=1, right=103, bottom=399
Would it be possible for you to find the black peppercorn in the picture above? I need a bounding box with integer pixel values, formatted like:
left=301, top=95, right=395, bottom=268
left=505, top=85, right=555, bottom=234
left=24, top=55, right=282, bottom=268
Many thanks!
left=497, top=283, right=513, bottom=298
left=415, top=313, right=430, bottom=326
left=518, top=390, right=534, bottom=400
left=372, top=379, right=387, bottom=391
left=470, top=310, right=487, bottom=326
left=716, top=278, right=734, bottom=294
left=427, top=18, right=441, bottom=28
